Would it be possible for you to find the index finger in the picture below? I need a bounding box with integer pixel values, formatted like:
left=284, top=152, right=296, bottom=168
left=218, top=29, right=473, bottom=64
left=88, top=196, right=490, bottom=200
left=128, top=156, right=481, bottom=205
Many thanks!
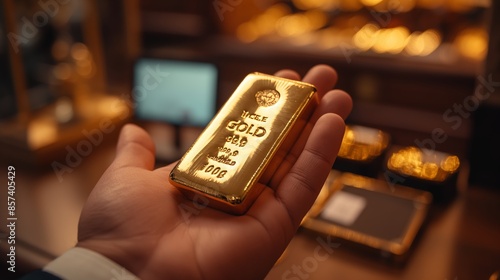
left=274, top=65, right=338, bottom=97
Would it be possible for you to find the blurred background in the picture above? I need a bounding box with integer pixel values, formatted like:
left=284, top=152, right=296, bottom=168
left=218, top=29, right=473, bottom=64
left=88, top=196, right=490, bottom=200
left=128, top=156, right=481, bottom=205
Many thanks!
left=0, top=0, right=499, bottom=279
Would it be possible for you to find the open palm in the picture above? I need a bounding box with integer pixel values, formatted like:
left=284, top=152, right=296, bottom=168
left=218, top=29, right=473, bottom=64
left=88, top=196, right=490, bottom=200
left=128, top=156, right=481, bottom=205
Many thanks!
left=77, top=65, right=352, bottom=280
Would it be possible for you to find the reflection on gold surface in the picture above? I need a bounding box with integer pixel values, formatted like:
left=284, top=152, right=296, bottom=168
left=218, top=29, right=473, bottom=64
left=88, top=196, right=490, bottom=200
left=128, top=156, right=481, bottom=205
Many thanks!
left=170, top=73, right=318, bottom=214
left=387, top=146, right=460, bottom=182
left=338, top=125, right=390, bottom=162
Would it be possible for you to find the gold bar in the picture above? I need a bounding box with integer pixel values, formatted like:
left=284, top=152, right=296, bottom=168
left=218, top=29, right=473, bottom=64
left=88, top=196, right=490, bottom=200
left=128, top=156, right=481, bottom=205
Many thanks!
left=169, top=72, right=318, bottom=214
left=387, top=146, right=460, bottom=182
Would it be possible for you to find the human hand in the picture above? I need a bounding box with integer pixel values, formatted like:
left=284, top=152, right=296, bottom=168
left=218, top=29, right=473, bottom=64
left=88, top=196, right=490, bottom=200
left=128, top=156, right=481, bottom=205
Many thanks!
left=76, top=65, right=352, bottom=280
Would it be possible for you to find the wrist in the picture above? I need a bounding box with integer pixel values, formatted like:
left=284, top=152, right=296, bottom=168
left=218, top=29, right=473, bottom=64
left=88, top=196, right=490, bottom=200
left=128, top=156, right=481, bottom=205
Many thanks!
left=44, top=247, right=139, bottom=280
left=76, top=239, right=148, bottom=279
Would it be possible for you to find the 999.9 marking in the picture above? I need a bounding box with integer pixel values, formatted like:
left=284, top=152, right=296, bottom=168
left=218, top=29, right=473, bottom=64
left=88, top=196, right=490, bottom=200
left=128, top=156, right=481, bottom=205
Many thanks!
left=217, top=146, right=239, bottom=156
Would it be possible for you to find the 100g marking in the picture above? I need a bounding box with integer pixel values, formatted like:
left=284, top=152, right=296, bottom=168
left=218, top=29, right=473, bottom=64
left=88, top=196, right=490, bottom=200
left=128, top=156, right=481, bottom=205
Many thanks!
left=203, top=164, right=227, bottom=179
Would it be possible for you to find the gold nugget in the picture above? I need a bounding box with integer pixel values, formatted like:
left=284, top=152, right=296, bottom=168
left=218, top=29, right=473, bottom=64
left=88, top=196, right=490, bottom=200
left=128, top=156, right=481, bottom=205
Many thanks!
left=169, top=72, right=318, bottom=214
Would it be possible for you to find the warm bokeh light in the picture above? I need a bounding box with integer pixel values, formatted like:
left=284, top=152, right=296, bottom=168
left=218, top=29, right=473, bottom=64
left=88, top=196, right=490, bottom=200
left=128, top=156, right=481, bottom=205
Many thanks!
left=353, top=23, right=379, bottom=51
left=236, top=3, right=291, bottom=42
left=360, top=0, right=383, bottom=6
left=275, top=14, right=307, bottom=37
left=257, top=3, right=291, bottom=35
left=318, top=27, right=342, bottom=49
left=97, top=96, right=129, bottom=118
left=53, top=63, right=72, bottom=80
left=76, top=59, right=93, bottom=77
left=292, top=0, right=340, bottom=10
left=392, top=0, right=417, bottom=12
left=275, top=9, right=327, bottom=37
left=362, top=0, right=416, bottom=12
left=372, top=26, right=410, bottom=54
left=405, top=29, right=441, bottom=56
left=305, top=9, right=328, bottom=30
left=290, top=32, right=318, bottom=46
left=338, top=0, right=363, bottom=11
left=71, top=43, right=90, bottom=61
left=28, top=117, right=58, bottom=149
left=345, top=23, right=442, bottom=56
left=319, top=27, right=358, bottom=50
left=236, top=22, right=259, bottom=43
left=446, top=0, right=476, bottom=12
left=441, top=155, right=461, bottom=173
left=54, top=97, right=75, bottom=124
left=454, top=27, right=488, bottom=60
left=254, top=14, right=276, bottom=35
left=51, top=39, right=70, bottom=61
left=417, top=0, right=446, bottom=9
left=234, top=1, right=487, bottom=61
left=387, top=147, right=460, bottom=182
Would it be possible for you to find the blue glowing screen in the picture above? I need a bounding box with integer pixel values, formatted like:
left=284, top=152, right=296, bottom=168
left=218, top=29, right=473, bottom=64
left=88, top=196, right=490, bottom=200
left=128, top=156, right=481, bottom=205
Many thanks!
left=133, top=58, right=218, bottom=126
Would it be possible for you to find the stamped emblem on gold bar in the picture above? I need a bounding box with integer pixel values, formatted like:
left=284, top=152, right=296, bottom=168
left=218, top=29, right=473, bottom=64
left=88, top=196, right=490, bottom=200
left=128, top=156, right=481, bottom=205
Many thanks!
left=169, top=72, right=318, bottom=214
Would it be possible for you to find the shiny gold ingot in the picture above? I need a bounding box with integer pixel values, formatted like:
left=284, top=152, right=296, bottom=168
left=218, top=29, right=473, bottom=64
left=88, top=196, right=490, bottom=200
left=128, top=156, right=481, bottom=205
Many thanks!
left=169, top=73, right=319, bottom=214
left=386, top=146, right=460, bottom=182
left=337, top=125, right=390, bottom=162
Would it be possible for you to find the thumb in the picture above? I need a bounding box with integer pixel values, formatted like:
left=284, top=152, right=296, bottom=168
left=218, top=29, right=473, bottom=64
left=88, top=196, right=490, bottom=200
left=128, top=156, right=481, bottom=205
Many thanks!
left=113, top=123, right=156, bottom=170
